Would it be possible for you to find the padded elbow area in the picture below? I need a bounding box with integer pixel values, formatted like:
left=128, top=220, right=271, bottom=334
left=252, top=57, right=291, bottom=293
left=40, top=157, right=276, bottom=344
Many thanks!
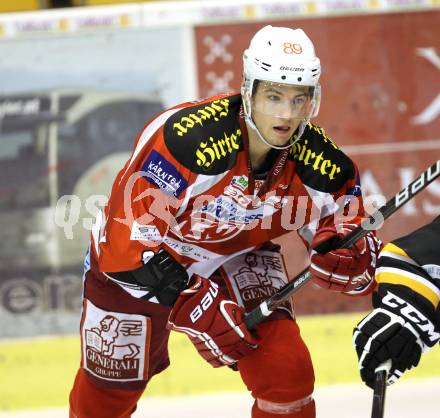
left=238, top=319, right=315, bottom=417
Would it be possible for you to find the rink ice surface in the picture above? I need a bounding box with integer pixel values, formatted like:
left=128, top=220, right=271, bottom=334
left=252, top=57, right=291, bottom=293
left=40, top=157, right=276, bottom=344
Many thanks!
left=0, top=378, right=438, bottom=418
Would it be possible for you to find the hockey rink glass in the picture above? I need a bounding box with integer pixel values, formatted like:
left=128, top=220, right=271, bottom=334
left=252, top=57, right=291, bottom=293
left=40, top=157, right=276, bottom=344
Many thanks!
left=252, top=80, right=320, bottom=119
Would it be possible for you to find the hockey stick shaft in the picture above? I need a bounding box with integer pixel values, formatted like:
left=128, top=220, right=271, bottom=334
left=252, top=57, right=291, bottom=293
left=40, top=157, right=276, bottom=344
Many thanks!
left=244, top=160, right=440, bottom=329
left=371, top=360, right=391, bottom=418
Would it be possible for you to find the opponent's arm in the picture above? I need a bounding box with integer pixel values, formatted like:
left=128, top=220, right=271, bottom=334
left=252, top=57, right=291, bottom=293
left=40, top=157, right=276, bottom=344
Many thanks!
left=353, top=238, right=440, bottom=387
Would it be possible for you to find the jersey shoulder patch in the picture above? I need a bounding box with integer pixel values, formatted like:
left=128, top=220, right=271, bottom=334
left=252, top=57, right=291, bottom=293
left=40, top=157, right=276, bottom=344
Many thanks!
left=163, top=94, right=243, bottom=175
left=140, top=149, right=189, bottom=198
left=289, top=122, right=355, bottom=193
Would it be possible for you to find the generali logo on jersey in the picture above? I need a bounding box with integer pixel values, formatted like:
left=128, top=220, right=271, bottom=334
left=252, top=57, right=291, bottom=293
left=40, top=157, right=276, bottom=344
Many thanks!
left=222, top=250, right=292, bottom=316
left=82, top=299, right=151, bottom=381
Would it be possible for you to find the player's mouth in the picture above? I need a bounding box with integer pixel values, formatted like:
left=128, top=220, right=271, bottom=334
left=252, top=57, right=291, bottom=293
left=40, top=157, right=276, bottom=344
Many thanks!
left=273, top=125, right=291, bottom=135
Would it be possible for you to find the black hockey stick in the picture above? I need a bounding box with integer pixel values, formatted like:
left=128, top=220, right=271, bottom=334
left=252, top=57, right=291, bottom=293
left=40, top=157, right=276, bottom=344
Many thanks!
left=371, top=360, right=391, bottom=418
left=244, top=160, right=440, bottom=329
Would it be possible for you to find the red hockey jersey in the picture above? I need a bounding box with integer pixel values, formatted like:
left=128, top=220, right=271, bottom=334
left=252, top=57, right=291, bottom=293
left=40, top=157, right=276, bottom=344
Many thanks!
left=90, top=93, right=365, bottom=295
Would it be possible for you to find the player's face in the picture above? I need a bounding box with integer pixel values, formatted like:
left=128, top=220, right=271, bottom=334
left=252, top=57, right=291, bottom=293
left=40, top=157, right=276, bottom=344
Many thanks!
left=252, top=81, right=312, bottom=146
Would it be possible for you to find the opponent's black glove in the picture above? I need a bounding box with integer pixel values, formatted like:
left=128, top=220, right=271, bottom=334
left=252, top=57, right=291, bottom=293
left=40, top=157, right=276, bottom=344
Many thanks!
left=353, top=285, right=440, bottom=388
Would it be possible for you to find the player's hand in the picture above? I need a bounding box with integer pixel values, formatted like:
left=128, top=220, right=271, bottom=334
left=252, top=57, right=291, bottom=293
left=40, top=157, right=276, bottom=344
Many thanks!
left=167, top=276, right=259, bottom=367
left=133, top=248, right=189, bottom=307
left=310, top=223, right=382, bottom=295
left=353, top=286, right=440, bottom=388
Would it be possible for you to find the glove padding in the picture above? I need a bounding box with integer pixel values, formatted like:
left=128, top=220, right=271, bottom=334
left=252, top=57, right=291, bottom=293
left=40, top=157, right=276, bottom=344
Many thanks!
left=167, top=276, right=259, bottom=367
left=310, top=224, right=382, bottom=294
left=353, top=308, right=423, bottom=388
left=353, top=287, right=440, bottom=388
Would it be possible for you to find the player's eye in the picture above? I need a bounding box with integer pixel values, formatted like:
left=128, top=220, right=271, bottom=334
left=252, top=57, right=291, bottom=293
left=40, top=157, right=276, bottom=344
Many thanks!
left=293, top=95, right=307, bottom=107
left=267, top=94, right=281, bottom=102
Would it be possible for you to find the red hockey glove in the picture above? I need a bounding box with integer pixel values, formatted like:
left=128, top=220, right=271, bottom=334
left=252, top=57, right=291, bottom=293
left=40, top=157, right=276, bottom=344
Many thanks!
left=310, top=223, right=382, bottom=295
left=167, top=276, right=259, bottom=367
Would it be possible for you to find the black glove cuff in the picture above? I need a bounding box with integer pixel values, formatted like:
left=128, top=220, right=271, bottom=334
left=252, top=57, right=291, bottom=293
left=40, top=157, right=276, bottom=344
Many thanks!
left=108, top=249, right=189, bottom=307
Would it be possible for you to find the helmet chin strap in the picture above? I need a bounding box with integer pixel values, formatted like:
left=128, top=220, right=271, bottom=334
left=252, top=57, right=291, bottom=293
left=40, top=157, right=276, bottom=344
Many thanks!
left=244, top=114, right=307, bottom=150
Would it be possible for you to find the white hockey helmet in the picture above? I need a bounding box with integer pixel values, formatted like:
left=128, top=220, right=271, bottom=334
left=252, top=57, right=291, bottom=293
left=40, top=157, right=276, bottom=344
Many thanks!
left=242, top=25, right=322, bottom=148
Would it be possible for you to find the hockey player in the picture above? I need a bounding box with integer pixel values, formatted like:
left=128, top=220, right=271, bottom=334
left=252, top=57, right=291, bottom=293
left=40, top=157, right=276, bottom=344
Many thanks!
left=353, top=215, right=440, bottom=387
left=69, top=25, right=382, bottom=418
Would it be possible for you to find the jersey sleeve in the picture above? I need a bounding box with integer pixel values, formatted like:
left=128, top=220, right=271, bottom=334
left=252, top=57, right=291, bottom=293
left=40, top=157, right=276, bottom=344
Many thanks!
left=375, top=216, right=440, bottom=310
left=296, top=123, right=367, bottom=250
left=317, top=159, right=365, bottom=231
left=93, top=104, right=194, bottom=275
left=292, top=124, right=380, bottom=296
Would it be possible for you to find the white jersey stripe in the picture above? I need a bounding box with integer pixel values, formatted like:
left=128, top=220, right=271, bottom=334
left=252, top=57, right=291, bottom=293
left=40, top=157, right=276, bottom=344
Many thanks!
left=379, top=250, right=418, bottom=266
left=376, top=266, right=440, bottom=298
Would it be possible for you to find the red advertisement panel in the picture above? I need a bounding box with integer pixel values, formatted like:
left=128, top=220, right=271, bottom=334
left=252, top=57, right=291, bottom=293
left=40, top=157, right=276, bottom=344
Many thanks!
left=195, top=10, right=440, bottom=143
left=195, top=11, right=440, bottom=313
